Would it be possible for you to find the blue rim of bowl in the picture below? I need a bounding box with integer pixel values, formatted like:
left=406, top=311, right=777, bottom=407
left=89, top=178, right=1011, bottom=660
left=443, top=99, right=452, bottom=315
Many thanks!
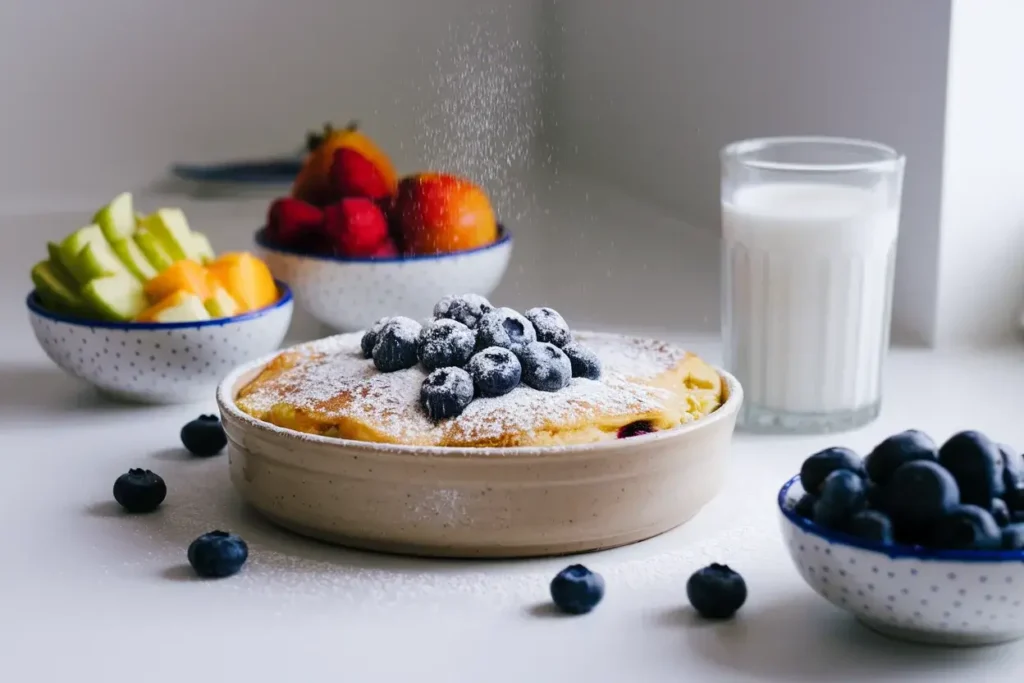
left=26, top=280, right=293, bottom=331
left=778, top=474, right=1024, bottom=563
left=253, top=223, right=512, bottom=263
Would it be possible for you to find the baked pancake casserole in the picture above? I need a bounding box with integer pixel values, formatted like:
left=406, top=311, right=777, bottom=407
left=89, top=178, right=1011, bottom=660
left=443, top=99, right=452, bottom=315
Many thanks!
left=235, top=331, right=723, bottom=448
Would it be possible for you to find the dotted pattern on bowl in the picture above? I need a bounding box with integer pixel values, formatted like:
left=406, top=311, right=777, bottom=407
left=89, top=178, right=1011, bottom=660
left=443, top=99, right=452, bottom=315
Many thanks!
left=29, top=303, right=293, bottom=404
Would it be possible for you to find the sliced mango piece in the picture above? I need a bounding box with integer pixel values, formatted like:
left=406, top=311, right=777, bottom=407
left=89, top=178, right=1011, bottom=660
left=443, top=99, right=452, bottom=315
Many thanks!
left=136, top=290, right=211, bottom=323
left=206, top=252, right=277, bottom=313
left=204, top=285, right=240, bottom=319
left=143, top=259, right=212, bottom=304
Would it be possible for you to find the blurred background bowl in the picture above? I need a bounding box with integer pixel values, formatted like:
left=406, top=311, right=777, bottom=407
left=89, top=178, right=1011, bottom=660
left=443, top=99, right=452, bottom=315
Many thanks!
left=255, top=225, right=512, bottom=332
left=26, top=283, right=293, bottom=405
left=779, top=475, right=1024, bottom=646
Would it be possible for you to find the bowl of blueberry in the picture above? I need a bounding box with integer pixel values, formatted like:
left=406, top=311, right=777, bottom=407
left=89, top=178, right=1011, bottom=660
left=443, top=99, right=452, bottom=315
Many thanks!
left=780, top=428, right=1024, bottom=646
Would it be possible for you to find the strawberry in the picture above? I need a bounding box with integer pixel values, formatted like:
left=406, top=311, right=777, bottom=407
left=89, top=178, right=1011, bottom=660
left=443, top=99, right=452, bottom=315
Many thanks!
left=368, top=239, right=399, bottom=259
left=266, top=198, right=324, bottom=248
left=330, top=148, right=392, bottom=201
left=322, top=198, right=390, bottom=257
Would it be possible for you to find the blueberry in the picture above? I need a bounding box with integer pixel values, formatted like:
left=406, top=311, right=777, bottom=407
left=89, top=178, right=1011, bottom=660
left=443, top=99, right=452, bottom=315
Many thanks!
left=617, top=420, right=655, bottom=439
left=865, top=481, right=886, bottom=511
left=793, top=493, right=817, bottom=519
left=549, top=564, right=605, bottom=615
left=561, top=341, right=602, bottom=380
left=433, top=293, right=493, bottom=329
left=466, top=347, right=521, bottom=397
left=929, top=504, right=1001, bottom=550
left=864, top=429, right=938, bottom=485
left=417, top=318, right=476, bottom=372
left=686, top=563, right=747, bottom=619
left=372, top=316, right=422, bottom=372
left=420, top=367, right=475, bottom=420
left=518, top=341, right=572, bottom=392
left=848, top=510, right=894, bottom=544
left=180, top=414, right=227, bottom=457
left=800, top=447, right=864, bottom=495
left=360, top=316, right=393, bottom=358
left=1002, top=523, right=1024, bottom=550
left=884, top=460, right=959, bottom=527
left=939, top=430, right=1004, bottom=507
left=187, top=530, right=249, bottom=578
left=812, top=470, right=867, bottom=530
left=1000, top=443, right=1024, bottom=504
left=991, top=498, right=1011, bottom=526
left=524, top=307, right=572, bottom=347
left=475, top=307, right=536, bottom=352
left=1013, top=510, right=1024, bottom=525
left=112, top=468, right=167, bottom=513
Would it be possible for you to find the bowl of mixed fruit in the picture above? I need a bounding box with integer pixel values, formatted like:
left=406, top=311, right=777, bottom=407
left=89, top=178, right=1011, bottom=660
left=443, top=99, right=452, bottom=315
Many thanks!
left=255, top=122, right=512, bottom=332
left=27, top=193, right=293, bottom=404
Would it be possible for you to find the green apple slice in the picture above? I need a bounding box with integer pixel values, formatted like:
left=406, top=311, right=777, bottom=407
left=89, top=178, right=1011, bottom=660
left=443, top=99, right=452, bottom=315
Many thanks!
left=93, top=192, right=135, bottom=243
left=139, top=208, right=195, bottom=261
left=151, top=293, right=210, bottom=323
left=204, top=287, right=239, bottom=319
left=31, top=260, right=87, bottom=314
left=47, top=242, right=78, bottom=284
left=191, top=231, right=216, bottom=264
left=59, top=224, right=131, bottom=283
left=134, top=228, right=175, bottom=272
left=111, top=238, right=157, bottom=281
left=81, top=272, right=147, bottom=321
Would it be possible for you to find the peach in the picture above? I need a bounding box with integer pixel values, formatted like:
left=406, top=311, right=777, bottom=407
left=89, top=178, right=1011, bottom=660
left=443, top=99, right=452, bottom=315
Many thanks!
left=393, top=173, right=497, bottom=255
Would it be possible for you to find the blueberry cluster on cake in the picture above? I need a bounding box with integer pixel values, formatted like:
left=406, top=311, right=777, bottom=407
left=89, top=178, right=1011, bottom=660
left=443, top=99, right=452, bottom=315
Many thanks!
left=359, top=295, right=603, bottom=420
left=235, top=294, right=724, bottom=448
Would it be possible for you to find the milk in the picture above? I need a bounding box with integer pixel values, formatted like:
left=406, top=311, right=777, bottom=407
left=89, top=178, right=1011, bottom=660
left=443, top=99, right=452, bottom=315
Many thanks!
left=722, top=182, right=899, bottom=426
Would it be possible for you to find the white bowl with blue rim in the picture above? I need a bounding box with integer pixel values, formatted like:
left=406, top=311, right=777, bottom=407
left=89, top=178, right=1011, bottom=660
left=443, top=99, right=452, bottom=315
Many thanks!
left=254, top=225, right=512, bottom=332
left=26, top=282, right=294, bottom=405
left=779, top=474, right=1024, bottom=646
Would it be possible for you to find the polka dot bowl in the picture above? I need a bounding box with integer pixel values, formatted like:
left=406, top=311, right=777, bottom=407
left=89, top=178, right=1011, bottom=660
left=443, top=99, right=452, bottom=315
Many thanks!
left=26, top=282, right=294, bottom=405
left=254, top=225, right=512, bottom=332
left=779, top=475, right=1024, bottom=646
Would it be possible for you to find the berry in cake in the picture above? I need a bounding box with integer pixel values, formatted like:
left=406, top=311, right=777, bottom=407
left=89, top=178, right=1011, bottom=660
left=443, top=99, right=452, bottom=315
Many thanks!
left=686, top=564, right=747, bottom=619
left=939, top=430, right=1005, bottom=506
left=420, top=367, right=475, bottom=420
left=180, top=414, right=227, bottom=457
left=361, top=316, right=393, bottom=358
left=417, top=318, right=476, bottom=372
left=617, top=420, right=654, bottom=439
left=113, top=468, right=167, bottom=513
left=848, top=510, right=894, bottom=543
left=812, top=470, right=866, bottom=530
left=187, top=530, right=249, bottom=578
left=864, top=429, right=938, bottom=486
left=525, top=307, right=571, bottom=347
left=518, top=341, right=572, bottom=392
left=466, top=347, right=522, bottom=397
left=475, top=307, right=536, bottom=352
left=550, top=564, right=605, bottom=615
left=561, top=341, right=602, bottom=380
left=433, top=293, right=494, bottom=329
left=930, top=505, right=1001, bottom=550
left=372, top=316, right=422, bottom=372
left=799, top=446, right=863, bottom=495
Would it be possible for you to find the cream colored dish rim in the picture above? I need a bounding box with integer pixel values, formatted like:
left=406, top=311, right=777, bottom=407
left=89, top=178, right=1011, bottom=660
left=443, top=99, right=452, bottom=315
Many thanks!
left=216, top=331, right=743, bottom=460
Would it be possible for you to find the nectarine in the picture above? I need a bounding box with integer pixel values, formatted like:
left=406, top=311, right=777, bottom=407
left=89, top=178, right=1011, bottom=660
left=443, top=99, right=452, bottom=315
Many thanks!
left=394, top=173, right=497, bottom=255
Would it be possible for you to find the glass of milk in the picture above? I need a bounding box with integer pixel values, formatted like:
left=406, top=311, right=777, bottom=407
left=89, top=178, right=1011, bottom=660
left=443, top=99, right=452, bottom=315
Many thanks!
left=720, top=136, right=905, bottom=434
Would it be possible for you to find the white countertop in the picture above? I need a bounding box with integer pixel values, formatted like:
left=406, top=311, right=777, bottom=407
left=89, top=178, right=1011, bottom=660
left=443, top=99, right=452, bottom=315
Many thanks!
left=6, top=187, right=1024, bottom=682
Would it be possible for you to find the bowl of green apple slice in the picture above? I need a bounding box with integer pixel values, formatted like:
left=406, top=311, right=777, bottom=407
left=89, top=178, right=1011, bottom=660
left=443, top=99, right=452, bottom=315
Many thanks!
left=27, top=192, right=293, bottom=405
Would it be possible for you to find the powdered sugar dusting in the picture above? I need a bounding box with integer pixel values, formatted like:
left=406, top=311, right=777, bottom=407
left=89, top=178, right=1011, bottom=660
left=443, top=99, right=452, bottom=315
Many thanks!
left=236, top=332, right=702, bottom=447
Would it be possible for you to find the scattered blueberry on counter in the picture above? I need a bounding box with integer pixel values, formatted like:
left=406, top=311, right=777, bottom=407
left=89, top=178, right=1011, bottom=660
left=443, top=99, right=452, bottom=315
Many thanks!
left=420, top=367, right=475, bottom=420
left=180, top=415, right=227, bottom=457
left=467, top=346, right=522, bottom=397
left=187, top=530, right=249, bottom=578
left=793, top=429, right=1024, bottom=551
left=686, top=563, right=747, bottom=619
left=550, top=564, right=605, bottom=615
left=112, top=468, right=167, bottom=513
